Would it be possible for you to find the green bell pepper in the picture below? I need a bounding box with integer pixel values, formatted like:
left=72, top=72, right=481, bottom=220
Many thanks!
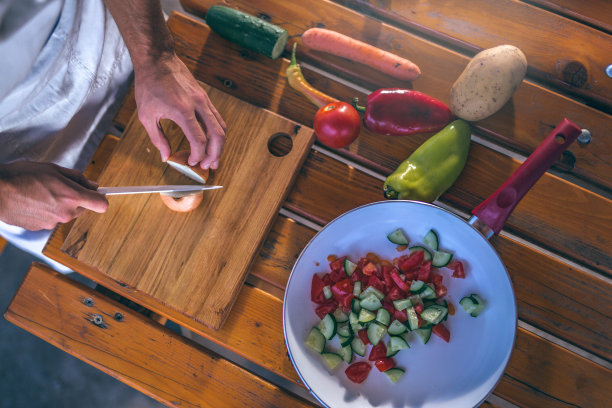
left=383, top=120, right=471, bottom=202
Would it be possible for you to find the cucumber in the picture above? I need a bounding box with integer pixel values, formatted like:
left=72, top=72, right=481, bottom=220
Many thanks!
left=366, top=322, right=387, bottom=346
left=460, top=294, right=486, bottom=317
left=393, top=298, right=412, bottom=311
left=333, top=308, right=349, bottom=323
left=337, top=323, right=351, bottom=337
left=338, top=334, right=353, bottom=347
left=376, top=308, right=391, bottom=326
left=321, top=352, right=343, bottom=370
left=344, top=258, right=358, bottom=276
left=415, top=327, right=432, bottom=344
left=384, top=368, right=405, bottom=383
left=359, top=293, right=383, bottom=311
left=317, top=314, right=337, bottom=340
left=406, top=307, right=419, bottom=331
left=353, top=281, right=362, bottom=297
left=305, top=327, right=325, bottom=353
left=322, top=285, right=333, bottom=300
left=351, top=336, right=367, bottom=357
left=420, top=284, right=437, bottom=300
left=410, top=246, right=432, bottom=261
left=423, top=229, right=439, bottom=251
left=387, top=335, right=410, bottom=356
left=387, top=319, right=407, bottom=335
left=432, top=250, right=453, bottom=267
left=359, top=285, right=385, bottom=300
left=421, top=304, right=448, bottom=325
left=358, top=308, right=376, bottom=324
left=409, top=280, right=426, bottom=294
left=205, top=6, right=288, bottom=59
left=387, top=228, right=409, bottom=245
left=339, top=344, right=354, bottom=363
left=351, top=298, right=361, bottom=313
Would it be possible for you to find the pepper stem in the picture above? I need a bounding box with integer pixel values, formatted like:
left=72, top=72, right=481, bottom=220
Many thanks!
left=290, top=42, right=298, bottom=67
left=352, top=97, right=366, bottom=113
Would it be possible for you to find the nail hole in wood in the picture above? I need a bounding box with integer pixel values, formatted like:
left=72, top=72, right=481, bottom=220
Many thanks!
left=268, top=133, right=293, bottom=157
left=83, top=298, right=94, bottom=307
left=113, top=312, right=124, bottom=322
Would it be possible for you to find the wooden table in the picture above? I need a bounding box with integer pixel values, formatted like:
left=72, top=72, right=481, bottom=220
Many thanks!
left=5, top=1, right=611, bottom=407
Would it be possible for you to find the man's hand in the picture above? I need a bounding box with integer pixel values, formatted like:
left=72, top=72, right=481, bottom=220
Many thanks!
left=0, top=162, right=108, bottom=231
left=135, top=54, right=226, bottom=169
left=104, top=0, right=226, bottom=170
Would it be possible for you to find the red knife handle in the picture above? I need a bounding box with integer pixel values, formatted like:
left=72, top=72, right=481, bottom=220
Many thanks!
left=471, top=118, right=582, bottom=235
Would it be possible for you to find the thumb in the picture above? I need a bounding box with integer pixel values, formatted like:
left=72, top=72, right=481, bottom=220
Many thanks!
left=76, top=188, right=109, bottom=214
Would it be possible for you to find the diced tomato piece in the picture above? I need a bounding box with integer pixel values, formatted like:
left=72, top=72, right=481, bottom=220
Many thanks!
left=322, top=273, right=333, bottom=286
left=374, top=358, right=395, bottom=372
left=339, top=293, right=354, bottom=312
left=349, top=268, right=362, bottom=282
left=433, top=323, right=451, bottom=342
left=435, top=283, right=448, bottom=298
left=391, top=271, right=411, bottom=293
left=432, top=273, right=443, bottom=287
left=367, top=275, right=385, bottom=293
left=393, top=308, right=408, bottom=323
left=398, top=250, right=424, bottom=273
left=345, top=362, right=372, bottom=384
left=358, top=329, right=370, bottom=345
left=416, top=261, right=432, bottom=282
left=414, top=304, right=424, bottom=315
left=448, top=260, right=466, bottom=279
left=330, top=267, right=346, bottom=283
left=329, top=257, right=346, bottom=273
left=333, top=278, right=352, bottom=295
left=368, top=342, right=387, bottom=361
left=417, top=315, right=423, bottom=328
left=381, top=299, right=395, bottom=315
left=362, top=262, right=379, bottom=276
left=386, top=286, right=405, bottom=301
left=315, top=302, right=337, bottom=319
left=381, top=265, right=396, bottom=292
left=311, top=274, right=326, bottom=304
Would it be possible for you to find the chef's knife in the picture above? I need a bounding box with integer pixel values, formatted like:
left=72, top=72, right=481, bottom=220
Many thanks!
left=98, top=185, right=222, bottom=196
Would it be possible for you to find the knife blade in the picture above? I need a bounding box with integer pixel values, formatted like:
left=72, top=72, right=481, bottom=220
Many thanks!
left=98, top=185, right=222, bottom=196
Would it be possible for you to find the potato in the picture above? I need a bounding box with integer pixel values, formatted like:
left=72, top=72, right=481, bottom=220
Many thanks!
left=450, top=45, right=527, bottom=121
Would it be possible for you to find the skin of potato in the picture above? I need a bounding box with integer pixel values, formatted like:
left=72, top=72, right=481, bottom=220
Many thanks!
left=450, top=45, right=527, bottom=122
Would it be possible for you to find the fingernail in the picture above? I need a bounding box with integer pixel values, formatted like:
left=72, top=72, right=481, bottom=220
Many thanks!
left=161, top=153, right=168, bottom=162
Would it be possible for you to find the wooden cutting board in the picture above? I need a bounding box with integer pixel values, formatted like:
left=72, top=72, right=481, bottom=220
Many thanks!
left=62, top=83, right=315, bottom=330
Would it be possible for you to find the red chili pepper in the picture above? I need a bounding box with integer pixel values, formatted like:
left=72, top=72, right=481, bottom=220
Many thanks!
left=352, top=89, right=454, bottom=136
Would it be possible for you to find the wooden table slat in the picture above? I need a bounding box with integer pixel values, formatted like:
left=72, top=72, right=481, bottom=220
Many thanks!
left=4, top=263, right=315, bottom=408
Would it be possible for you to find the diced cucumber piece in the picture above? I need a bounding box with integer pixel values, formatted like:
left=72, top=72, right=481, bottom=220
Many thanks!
left=432, top=250, right=453, bottom=267
left=349, top=311, right=359, bottom=326
left=420, top=284, right=436, bottom=300
left=321, top=352, right=343, bottom=370
left=323, top=285, right=332, bottom=300
left=360, top=293, right=383, bottom=311
left=387, top=228, right=409, bottom=245
left=317, top=314, right=337, bottom=340
left=367, top=322, right=387, bottom=346
left=344, top=259, right=358, bottom=276
left=339, top=344, right=353, bottom=363
left=415, top=327, right=432, bottom=344
left=351, top=336, right=366, bottom=356
left=406, top=307, right=419, bottom=331
left=351, top=298, right=361, bottom=313
left=410, top=246, right=432, bottom=261
left=423, top=229, right=439, bottom=251
left=421, top=304, right=448, bottom=325
left=376, top=308, right=391, bottom=326
left=387, top=319, right=407, bottom=335
left=460, top=294, right=486, bottom=317
left=359, top=285, right=385, bottom=300
left=409, top=294, right=423, bottom=307
left=337, top=323, right=351, bottom=338
left=305, top=327, right=326, bottom=353
left=393, top=298, right=412, bottom=311
left=384, top=368, right=405, bottom=383
left=358, top=308, right=376, bottom=323
left=410, top=280, right=426, bottom=294
left=338, top=334, right=353, bottom=347
left=333, top=308, right=349, bottom=323
left=387, top=335, right=410, bottom=356
left=353, top=281, right=362, bottom=297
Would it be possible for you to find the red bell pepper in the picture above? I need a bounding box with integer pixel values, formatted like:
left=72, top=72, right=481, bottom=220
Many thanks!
left=352, top=89, right=454, bottom=136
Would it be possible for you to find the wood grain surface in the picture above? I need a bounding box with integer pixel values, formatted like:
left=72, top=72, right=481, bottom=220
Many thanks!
left=4, top=263, right=315, bottom=408
left=61, top=84, right=315, bottom=330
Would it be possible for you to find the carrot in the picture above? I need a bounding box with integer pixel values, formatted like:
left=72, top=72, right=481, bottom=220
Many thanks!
left=301, top=28, right=421, bottom=81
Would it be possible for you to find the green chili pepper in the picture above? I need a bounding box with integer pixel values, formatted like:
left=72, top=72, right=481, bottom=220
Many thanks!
left=383, top=120, right=471, bottom=202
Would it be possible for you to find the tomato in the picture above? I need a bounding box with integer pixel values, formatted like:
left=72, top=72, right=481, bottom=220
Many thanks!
left=333, top=278, right=352, bottom=295
left=313, top=102, right=361, bottom=148
left=398, top=250, right=424, bottom=273
left=433, top=323, right=451, bottom=342
left=367, top=275, right=385, bottom=293
left=374, top=358, right=395, bottom=372
left=416, top=261, right=432, bottom=282
left=345, top=361, right=372, bottom=384
left=357, top=329, right=370, bottom=345
left=386, top=286, right=404, bottom=301
left=329, top=257, right=346, bottom=273
left=391, top=271, right=411, bottom=293
left=368, top=342, right=387, bottom=361
left=381, top=265, right=396, bottom=292
left=394, top=308, right=408, bottom=323
left=315, top=302, right=337, bottom=319
left=414, top=304, right=425, bottom=315
left=448, top=260, right=466, bottom=278
left=362, top=262, right=379, bottom=276
left=311, top=274, right=326, bottom=304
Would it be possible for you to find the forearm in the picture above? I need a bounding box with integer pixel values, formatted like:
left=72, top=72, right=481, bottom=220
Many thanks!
left=103, top=0, right=174, bottom=76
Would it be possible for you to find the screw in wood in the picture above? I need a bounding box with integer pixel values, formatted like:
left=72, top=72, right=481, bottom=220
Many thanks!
left=606, top=64, right=612, bottom=78
left=578, top=129, right=592, bottom=145
left=83, top=297, right=94, bottom=307
left=113, top=312, right=124, bottom=322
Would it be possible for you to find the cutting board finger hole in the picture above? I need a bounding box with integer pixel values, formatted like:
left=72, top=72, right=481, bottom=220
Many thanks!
left=267, top=133, right=293, bottom=157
